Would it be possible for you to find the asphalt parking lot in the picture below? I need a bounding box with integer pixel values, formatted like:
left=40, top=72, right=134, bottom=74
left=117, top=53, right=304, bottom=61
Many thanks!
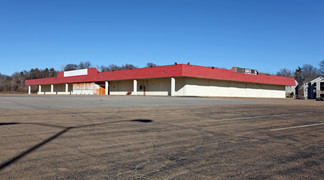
left=0, top=95, right=271, bottom=110
left=0, top=95, right=323, bottom=179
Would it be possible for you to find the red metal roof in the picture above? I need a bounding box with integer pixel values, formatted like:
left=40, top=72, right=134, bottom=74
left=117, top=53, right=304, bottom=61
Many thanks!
left=26, top=64, right=296, bottom=86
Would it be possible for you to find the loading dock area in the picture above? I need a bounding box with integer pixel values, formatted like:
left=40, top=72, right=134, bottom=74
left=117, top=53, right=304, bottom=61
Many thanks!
left=0, top=95, right=323, bottom=179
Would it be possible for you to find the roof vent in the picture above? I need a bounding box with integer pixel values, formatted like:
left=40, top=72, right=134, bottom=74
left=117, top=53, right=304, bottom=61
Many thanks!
left=233, top=67, right=258, bottom=75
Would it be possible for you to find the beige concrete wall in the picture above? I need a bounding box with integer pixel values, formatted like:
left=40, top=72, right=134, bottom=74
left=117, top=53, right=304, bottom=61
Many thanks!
left=54, top=84, right=65, bottom=92
left=183, top=77, right=285, bottom=98
left=39, top=84, right=72, bottom=95
left=174, top=77, right=186, bottom=96
left=42, top=85, right=51, bottom=92
left=110, top=80, right=133, bottom=92
left=37, top=77, right=285, bottom=98
left=57, top=92, right=70, bottom=95
left=136, top=91, right=169, bottom=96
left=209, top=79, right=230, bottom=97
left=245, top=83, right=257, bottom=97
left=109, top=80, right=133, bottom=95
left=110, top=78, right=173, bottom=96
left=110, top=91, right=130, bottom=95
left=260, top=84, right=285, bottom=98
left=183, top=78, right=210, bottom=96
left=137, top=78, right=172, bottom=96
left=136, top=80, right=148, bottom=92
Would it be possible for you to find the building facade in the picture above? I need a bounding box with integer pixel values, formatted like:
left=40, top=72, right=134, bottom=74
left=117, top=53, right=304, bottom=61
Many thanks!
left=26, top=64, right=296, bottom=98
left=303, top=76, right=324, bottom=99
left=285, top=80, right=298, bottom=98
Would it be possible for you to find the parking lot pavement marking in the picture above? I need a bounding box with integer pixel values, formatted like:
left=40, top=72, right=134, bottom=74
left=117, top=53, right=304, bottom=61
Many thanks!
left=269, top=122, right=324, bottom=131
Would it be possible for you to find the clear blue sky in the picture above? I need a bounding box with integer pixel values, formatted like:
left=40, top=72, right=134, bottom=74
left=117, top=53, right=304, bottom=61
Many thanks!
left=0, top=0, right=323, bottom=75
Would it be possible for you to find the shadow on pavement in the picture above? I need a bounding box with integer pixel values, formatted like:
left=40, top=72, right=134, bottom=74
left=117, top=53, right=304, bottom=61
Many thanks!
left=130, top=119, right=153, bottom=123
left=0, top=123, right=19, bottom=126
left=0, top=119, right=153, bottom=171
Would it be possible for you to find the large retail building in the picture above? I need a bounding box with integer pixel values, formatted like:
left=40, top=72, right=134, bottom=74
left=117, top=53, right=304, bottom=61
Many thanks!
left=26, top=64, right=295, bottom=98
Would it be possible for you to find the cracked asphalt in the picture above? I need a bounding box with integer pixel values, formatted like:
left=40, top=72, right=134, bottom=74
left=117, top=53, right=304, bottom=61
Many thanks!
left=0, top=95, right=323, bottom=179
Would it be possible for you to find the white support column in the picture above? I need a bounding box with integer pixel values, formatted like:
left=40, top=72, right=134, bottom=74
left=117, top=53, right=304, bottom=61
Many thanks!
left=171, top=77, right=175, bottom=96
left=133, top=79, right=137, bottom=95
left=92, top=82, right=95, bottom=95
left=105, top=81, right=108, bottom=95
left=303, top=83, right=307, bottom=99
left=316, top=82, right=320, bottom=98
left=51, top=84, right=54, bottom=93
left=65, top=83, right=69, bottom=93
left=28, top=86, right=31, bottom=95
left=39, top=85, right=42, bottom=94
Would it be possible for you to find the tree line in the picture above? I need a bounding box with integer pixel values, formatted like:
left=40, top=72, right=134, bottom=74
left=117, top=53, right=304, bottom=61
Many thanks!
left=0, top=61, right=156, bottom=93
left=0, top=68, right=58, bottom=93
left=275, top=60, right=324, bottom=86
left=1, top=60, right=323, bottom=93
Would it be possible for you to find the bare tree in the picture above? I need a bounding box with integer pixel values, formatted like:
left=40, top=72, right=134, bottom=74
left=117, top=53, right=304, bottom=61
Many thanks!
left=146, top=62, right=157, bottom=67
left=121, top=64, right=137, bottom=70
left=301, top=64, right=320, bottom=80
left=100, top=65, right=110, bottom=72
left=49, top=68, right=57, bottom=77
left=294, top=66, right=303, bottom=85
left=78, top=61, right=92, bottom=69
left=319, top=60, right=324, bottom=75
left=29, top=68, right=40, bottom=79
left=64, top=64, right=79, bottom=71
left=259, top=72, right=274, bottom=75
left=99, top=63, right=138, bottom=72
left=276, top=68, right=293, bottom=77
left=0, top=73, right=10, bottom=92
left=109, top=64, right=122, bottom=71
left=11, top=72, right=27, bottom=92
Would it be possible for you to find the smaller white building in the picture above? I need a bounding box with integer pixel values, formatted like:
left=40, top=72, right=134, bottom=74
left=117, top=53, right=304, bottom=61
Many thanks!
left=303, top=76, right=324, bottom=99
